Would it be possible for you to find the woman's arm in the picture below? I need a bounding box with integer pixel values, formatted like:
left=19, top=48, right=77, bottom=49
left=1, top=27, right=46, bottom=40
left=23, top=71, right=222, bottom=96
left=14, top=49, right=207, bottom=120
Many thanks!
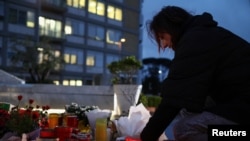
left=140, top=99, right=181, bottom=141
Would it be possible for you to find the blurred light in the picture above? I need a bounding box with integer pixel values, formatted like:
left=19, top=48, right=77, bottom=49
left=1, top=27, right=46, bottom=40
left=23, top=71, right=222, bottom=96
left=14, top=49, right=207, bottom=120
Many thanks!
left=120, top=38, right=126, bottom=42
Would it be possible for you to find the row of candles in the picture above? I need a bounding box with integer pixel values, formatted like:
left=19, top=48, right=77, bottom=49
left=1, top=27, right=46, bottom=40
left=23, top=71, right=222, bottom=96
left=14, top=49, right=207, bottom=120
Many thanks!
left=41, top=113, right=141, bottom=141
left=39, top=113, right=91, bottom=141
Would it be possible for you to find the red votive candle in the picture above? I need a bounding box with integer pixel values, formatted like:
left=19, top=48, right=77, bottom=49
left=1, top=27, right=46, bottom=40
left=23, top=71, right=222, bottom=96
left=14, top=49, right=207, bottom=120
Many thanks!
left=39, top=128, right=56, bottom=138
left=125, top=136, right=141, bottom=141
left=67, top=115, right=78, bottom=128
left=55, top=126, right=73, bottom=141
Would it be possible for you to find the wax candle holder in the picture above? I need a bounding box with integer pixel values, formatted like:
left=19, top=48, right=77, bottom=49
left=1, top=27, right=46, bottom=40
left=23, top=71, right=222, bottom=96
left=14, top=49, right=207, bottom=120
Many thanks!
left=95, top=118, right=107, bottom=141
left=55, top=126, right=73, bottom=141
left=48, top=113, right=59, bottom=129
left=67, top=115, right=78, bottom=128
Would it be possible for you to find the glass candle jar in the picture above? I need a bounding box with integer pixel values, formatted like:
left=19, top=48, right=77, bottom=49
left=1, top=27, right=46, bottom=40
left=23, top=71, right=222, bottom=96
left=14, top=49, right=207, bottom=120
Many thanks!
left=95, top=118, right=107, bottom=141
left=48, top=113, right=59, bottom=129
left=67, top=115, right=78, bottom=128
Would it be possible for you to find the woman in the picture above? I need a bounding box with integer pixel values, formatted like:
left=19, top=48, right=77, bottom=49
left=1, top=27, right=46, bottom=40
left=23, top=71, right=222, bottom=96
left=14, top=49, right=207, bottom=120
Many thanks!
left=140, top=6, right=250, bottom=141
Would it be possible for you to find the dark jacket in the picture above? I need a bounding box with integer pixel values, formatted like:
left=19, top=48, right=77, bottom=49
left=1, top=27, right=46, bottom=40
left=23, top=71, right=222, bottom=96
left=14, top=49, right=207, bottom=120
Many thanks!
left=141, top=13, right=250, bottom=141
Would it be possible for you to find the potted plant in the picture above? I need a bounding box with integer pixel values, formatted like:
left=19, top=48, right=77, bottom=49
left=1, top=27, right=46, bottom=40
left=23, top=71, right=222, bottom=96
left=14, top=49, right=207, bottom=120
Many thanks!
left=147, top=95, right=162, bottom=114
left=139, top=94, right=162, bottom=115
left=107, top=55, right=142, bottom=85
left=107, top=56, right=143, bottom=116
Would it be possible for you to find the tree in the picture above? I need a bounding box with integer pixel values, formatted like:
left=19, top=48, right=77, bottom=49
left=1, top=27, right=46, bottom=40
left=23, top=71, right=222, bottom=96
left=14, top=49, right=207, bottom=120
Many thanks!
left=10, top=38, right=65, bottom=83
left=107, top=56, right=142, bottom=84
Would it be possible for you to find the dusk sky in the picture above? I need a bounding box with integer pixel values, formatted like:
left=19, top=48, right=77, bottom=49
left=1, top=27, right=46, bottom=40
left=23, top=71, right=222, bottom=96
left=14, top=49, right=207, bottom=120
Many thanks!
left=141, top=0, right=250, bottom=59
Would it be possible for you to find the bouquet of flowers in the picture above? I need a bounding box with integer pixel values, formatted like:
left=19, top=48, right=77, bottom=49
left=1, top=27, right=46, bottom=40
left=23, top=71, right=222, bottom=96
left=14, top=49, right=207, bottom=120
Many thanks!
left=65, top=103, right=99, bottom=127
left=0, top=95, right=50, bottom=140
left=0, top=109, right=10, bottom=137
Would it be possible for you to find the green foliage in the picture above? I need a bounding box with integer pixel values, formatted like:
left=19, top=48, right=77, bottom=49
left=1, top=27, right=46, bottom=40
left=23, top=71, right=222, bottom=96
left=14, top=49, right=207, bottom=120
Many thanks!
left=138, top=93, right=148, bottom=107
left=65, top=103, right=99, bottom=126
left=0, top=109, right=10, bottom=137
left=147, top=95, right=162, bottom=107
left=107, top=56, right=142, bottom=84
left=139, top=94, right=162, bottom=108
left=6, top=110, right=39, bottom=137
left=10, top=37, right=65, bottom=83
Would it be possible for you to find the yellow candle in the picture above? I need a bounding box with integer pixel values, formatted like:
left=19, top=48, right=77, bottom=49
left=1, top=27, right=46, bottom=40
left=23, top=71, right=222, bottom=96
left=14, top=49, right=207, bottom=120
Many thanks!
left=48, top=113, right=59, bottom=129
left=95, top=118, right=107, bottom=141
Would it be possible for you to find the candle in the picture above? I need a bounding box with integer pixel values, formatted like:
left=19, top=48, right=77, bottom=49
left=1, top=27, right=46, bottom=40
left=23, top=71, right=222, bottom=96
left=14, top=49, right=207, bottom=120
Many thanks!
left=55, top=126, right=73, bottom=141
left=67, top=115, right=78, bottom=128
left=39, top=128, right=55, bottom=138
left=95, top=118, right=107, bottom=141
left=48, top=113, right=59, bottom=129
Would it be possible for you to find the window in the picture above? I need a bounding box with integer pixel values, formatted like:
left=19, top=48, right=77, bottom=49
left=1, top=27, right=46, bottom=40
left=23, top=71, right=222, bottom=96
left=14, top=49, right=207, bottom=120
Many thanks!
left=106, top=29, right=122, bottom=44
left=27, top=11, right=35, bottom=27
left=86, top=56, right=95, bottom=66
left=87, top=24, right=104, bottom=41
left=45, top=0, right=63, bottom=6
left=106, top=54, right=119, bottom=73
left=0, top=2, right=4, bottom=17
left=39, top=16, right=62, bottom=38
left=67, top=0, right=85, bottom=8
left=38, top=49, right=62, bottom=70
left=65, top=19, right=85, bottom=36
left=8, top=8, right=34, bottom=28
left=86, top=51, right=103, bottom=73
left=64, top=48, right=83, bottom=65
left=64, top=53, right=77, bottom=64
left=63, top=79, right=82, bottom=86
left=53, top=80, right=60, bottom=85
left=107, top=5, right=122, bottom=21
left=88, top=0, right=105, bottom=16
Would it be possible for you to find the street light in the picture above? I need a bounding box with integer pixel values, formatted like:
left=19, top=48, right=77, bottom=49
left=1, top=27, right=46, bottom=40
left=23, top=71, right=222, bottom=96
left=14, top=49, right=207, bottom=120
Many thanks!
left=118, top=38, right=126, bottom=59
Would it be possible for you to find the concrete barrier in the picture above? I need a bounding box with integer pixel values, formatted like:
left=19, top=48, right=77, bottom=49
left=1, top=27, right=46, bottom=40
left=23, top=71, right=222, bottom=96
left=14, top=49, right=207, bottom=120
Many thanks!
left=0, top=84, right=114, bottom=111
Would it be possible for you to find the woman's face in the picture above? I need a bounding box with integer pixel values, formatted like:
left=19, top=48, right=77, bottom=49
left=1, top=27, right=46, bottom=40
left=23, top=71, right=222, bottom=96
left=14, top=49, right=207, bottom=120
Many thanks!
left=158, top=32, right=173, bottom=50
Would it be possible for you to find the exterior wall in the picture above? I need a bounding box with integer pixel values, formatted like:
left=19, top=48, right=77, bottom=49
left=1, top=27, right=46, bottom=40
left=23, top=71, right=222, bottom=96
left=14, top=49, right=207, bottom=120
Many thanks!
left=0, top=84, right=114, bottom=111
left=0, top=0, right=143, bottom=86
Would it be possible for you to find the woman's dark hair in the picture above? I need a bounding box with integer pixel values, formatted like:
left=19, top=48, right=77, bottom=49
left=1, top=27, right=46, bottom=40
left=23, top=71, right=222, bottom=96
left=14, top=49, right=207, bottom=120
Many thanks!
left=146, top=6, right=193, bottom=51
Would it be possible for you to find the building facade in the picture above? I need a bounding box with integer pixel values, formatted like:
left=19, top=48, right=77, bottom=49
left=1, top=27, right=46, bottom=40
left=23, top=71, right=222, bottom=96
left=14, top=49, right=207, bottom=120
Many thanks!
left=0, top=0, right=143, bottom=86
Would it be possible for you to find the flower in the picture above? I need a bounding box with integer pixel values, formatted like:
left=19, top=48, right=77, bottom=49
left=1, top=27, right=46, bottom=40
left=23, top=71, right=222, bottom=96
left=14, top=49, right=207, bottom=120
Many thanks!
left=4, top=95, right=50, bottom=137
left=39, top=105, right=50, bottom=128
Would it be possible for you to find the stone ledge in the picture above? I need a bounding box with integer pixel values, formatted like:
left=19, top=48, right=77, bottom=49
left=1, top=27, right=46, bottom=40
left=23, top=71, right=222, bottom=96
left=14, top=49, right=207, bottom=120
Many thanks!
left=0, top=84, right=114, bottom=110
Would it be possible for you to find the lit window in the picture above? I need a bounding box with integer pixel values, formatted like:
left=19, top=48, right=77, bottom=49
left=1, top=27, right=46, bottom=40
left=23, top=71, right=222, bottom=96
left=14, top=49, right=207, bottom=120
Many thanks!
left=64, top=53, right=77, bottom=64
left=65, top=25, right=72, bottom=34
left=70, top=80, right=76, bottom=86
left=67, top=0, right=85, bottom=8
left=76, top=80, right=82, bottom=86
left=53, top=81, right=60, bottom=85
left=27, top=11, right=35, bottom=27
left=88, top=0, right=105, bottom=16
left=71, top=55, right=77, bottom=64
left=64, top=54, right=70, bottom=63
left=106, top=29, right=122, bottom=44
left=86, top=56, right=95, bottom=66
left=107, top=5, right=122, bottom=21
left=63, top=80, right=69, bottom=85
left=79, top=0, right=85, bottom=8
left=8, top=8, right=35, bottom=28
left=54, top=50, right=60, bottom=57
left=63, top=79, right=82, bottom=86
left=39, top=16, right=62, bottom=38
left=65, top=19, right=85, bottom=36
